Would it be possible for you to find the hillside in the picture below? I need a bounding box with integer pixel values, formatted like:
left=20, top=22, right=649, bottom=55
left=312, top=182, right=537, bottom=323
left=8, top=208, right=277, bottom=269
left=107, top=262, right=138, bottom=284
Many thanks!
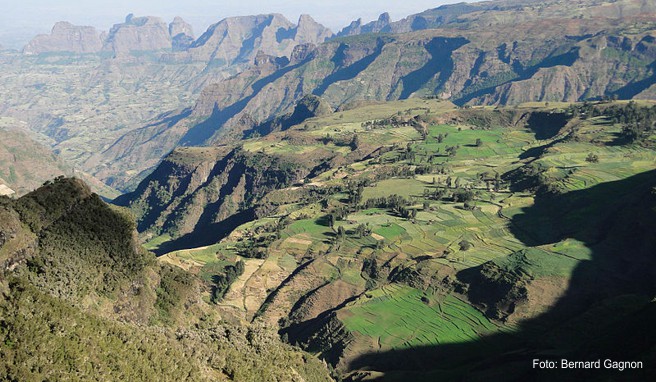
left=117, top=98, right=656, bottom=380
left=0, top=177, right=332, bottom=381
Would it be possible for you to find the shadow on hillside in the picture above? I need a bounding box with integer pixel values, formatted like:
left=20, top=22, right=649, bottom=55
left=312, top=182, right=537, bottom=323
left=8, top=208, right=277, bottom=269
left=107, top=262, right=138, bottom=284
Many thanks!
left=152, top=208, right=255, bottom=256
left=313, top=37, right=388, bottom=97
left=399, top=37, right=469, bottom=99
left=179, top=56, right=309, bottom=146
left=345, top=170, right=656, bottom=381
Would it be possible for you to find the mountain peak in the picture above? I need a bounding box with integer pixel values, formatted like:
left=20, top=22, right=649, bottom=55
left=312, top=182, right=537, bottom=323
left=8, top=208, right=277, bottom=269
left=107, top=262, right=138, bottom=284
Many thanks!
left=337, top=12, right=391, bottom=37
left=104, top=14, right=171, bottom=55
left=294, top=13, right=333, bottom=44
left=23, top=21, right=103, bottom=55
left=169, top=16, right=194, bottom=51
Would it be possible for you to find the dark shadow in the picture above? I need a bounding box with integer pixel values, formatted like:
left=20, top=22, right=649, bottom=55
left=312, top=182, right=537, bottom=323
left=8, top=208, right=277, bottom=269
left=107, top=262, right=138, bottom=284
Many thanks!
left=179, top=56, right=307, bottom=146
left=399, top=37, right=469, bottom=100
left=611, top=60, right=656, bottom=100
left=607, top=132, right=633, bottom=147
left=342, top=170, right=656, bottom=381
left=276, top=27, right=295, bottom=43
left=153, top=207, right=255, bottom=255
left=454, top=47, right=580, bottom=105
left=313, top=38, right=389, bottom=97
left=518, top=136, right=566, bottom=160
left=525, top=111, right=570, bottom=140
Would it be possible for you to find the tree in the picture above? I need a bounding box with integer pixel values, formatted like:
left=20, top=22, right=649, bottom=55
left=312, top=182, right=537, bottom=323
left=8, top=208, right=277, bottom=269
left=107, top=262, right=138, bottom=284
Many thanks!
left=586, top=153, right=599, bottom=163
left=337, top=226, right=346, bottom=239
left=459, top=240, right=472, bottom=251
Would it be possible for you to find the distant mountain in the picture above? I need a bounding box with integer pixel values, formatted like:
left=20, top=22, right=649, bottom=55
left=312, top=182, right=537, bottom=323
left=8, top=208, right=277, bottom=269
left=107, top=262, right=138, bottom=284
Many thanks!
left=102, top=14, right=172, bottom=56
left=337, top=12, right=392, bottom=37
left=22, top=21, right=103, bottom=55
left=164, top=14, right=332, bottom=66
left=22, top=14, right=199, bottom=57
left=169, top=16, right=195, bottom=51
left=340, top=0, right=656, bottom=35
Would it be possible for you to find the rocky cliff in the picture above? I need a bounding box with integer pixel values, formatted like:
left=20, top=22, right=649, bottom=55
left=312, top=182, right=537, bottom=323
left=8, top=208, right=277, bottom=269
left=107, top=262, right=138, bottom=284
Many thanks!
left=165, top=13, right=332, bottom=66
left=102, top=14, right=172, bottom=56
left=169, top=16, right=195, bottom=51
left=22, top=22, right=103, bottom=55
left=337, top=12, right=392, bottom=37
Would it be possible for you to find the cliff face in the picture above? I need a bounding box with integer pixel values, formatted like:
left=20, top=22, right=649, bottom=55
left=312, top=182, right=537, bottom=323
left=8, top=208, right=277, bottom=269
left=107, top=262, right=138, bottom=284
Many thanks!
left=22, top=22, right=103, bottom=55
left=169, top=16, right=195, bottom=51
left=166, top=14, right=332, bottom=66
left=102, top=14, right=172, bottom=56
left=337, top=12, right=392, bottom=37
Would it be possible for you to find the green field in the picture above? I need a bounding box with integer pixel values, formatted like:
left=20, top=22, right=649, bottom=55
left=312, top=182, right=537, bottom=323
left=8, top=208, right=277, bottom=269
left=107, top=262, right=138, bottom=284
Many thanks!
left=341, top=284, right=500, bottom=349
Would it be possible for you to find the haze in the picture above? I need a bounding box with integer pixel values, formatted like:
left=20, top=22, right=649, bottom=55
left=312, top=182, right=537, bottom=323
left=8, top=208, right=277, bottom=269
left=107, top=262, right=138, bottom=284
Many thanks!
left=0, top=0, right=467, bottom=49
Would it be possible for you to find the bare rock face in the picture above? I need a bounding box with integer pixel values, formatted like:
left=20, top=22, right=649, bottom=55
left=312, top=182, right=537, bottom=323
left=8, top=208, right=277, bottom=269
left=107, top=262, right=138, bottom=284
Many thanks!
left=23, top=22, right=103, bottom=55
left=103, top=14, right=172, bottom=55
left=186, top=14, right=295, bottom=65
left=294, top=14, right=333, bottom=45
left=337, top=13, right=391, bottom=37
left=169, top=16, right=195, bottom=51
left=172, top=14, right=331, bottom=66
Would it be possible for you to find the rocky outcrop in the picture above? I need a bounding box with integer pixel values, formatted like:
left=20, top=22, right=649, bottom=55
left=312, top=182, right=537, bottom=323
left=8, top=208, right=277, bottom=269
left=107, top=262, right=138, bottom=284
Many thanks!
left=294, top=14, right=333, bottom=44
left=169, top=16, right=195, bottom=51
left=23, top=22, right=103, bottom=55
left=166, top=14, right=331, bottom=66
left=102, top=14, right=172, bottom=55
left=337, top=13, right=391, bottom=37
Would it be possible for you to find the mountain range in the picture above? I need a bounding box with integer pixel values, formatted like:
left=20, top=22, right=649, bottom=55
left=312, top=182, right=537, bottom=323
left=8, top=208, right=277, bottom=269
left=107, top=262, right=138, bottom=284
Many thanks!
left=1, top=0, right=656, bottom=380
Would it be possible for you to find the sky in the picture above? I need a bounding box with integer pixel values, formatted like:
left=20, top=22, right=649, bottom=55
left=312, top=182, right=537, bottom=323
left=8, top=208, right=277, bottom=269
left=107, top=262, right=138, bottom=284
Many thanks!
left=0, top=0, right=468, bottom=49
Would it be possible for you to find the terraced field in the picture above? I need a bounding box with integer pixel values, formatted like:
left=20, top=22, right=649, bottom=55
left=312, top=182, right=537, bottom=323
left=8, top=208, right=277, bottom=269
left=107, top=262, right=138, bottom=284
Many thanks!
left=341, top=284, right=500, bottom=349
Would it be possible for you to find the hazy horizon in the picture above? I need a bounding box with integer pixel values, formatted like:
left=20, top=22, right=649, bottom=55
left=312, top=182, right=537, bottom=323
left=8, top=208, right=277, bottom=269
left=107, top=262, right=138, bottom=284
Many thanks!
left=0, top=0, right=472, bottom=50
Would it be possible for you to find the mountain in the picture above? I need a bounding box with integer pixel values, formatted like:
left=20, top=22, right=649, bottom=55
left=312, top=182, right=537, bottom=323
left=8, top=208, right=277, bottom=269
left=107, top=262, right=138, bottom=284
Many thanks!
left=1, top=13, right=334, bottom=192
left=5, top=1, right=656, bottom=380
left=97, top=0, right=656, bottom=189
left=337, top=13, right=392, bottom=37
left=169, top=16, right=195, bottom=51
left=103, top=14, right=172, bottom=56
left=0, top=177, right=332, bottom=381
left=164, top=14, right=332, bottom=66
left=22, top=15, right=195, bottom=56
left=22, top=22, right=103, bottom=55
